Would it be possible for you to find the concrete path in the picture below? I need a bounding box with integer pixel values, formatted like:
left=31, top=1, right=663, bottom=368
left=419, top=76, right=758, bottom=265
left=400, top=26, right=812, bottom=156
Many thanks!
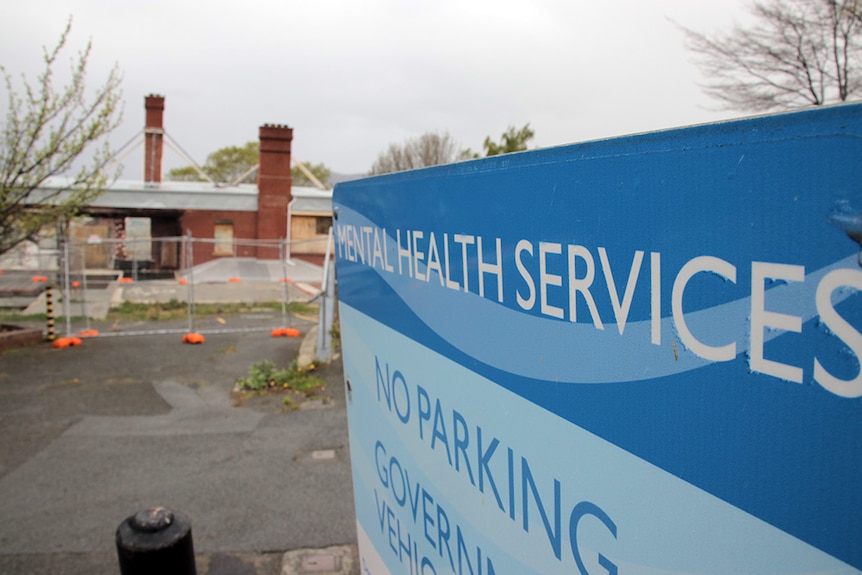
left=181, top=257, right=324, bottom=285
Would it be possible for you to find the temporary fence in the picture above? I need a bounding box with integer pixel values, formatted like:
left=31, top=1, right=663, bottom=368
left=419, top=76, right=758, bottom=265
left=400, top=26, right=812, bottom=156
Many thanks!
left=49, top=232, right=331, bottom=344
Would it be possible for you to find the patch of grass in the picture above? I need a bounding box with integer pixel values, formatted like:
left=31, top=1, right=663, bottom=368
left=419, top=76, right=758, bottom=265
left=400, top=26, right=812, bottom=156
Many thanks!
left=106, top=301, right=316, bottom=322
left=37, top=377, right=85, bottom=391
left=0, top=312, right=46, bottom=322
left=329, top=320, right=341, bottom=350
left=2, top=300, right=318, bottom=324
left=162, top=298, right=186, bottom=311
left=235, top=358, right=325, bottom=397
left=0, top=312, right=89, bottom=323
left=108, top=301, right=187, bottom=321
left=209, top=344, right=237, bottom=361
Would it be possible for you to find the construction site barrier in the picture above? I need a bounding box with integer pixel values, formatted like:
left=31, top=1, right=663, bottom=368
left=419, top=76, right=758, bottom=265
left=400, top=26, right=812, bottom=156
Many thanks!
left=40, top=233, right=333, bottom=345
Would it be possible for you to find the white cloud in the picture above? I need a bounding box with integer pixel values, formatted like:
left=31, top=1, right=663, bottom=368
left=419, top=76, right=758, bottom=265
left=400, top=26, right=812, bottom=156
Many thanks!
left=1, top=0, right=747, bottom=177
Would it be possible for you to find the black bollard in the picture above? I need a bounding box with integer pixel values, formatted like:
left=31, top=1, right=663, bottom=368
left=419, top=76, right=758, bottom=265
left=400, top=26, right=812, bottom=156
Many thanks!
left=116, top=507, right=197, bottom=575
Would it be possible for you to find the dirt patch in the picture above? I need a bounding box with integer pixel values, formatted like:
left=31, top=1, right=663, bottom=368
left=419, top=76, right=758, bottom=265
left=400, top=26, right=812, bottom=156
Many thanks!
left=0, top=324, right=44, bottom=353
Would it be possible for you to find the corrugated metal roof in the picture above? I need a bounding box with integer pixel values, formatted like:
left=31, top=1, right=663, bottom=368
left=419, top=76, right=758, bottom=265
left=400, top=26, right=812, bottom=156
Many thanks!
left=33, top=178, right=334, bottom=213
left=97, top=180, right=259, bottom=211
left=291, top=186, right=333, bottom=214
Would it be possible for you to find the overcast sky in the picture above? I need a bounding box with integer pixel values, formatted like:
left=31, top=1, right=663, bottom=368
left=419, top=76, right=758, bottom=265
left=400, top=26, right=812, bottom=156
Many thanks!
left=2, top=0, right=749, bottom=179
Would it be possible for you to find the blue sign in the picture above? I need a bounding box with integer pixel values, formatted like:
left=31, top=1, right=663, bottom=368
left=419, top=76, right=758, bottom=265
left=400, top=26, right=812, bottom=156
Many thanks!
left=334, top=104, right=862, bottom=574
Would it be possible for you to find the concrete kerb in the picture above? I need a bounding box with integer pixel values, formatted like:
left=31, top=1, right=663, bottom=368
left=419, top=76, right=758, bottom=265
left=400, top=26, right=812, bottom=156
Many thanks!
left=297, top=325, right=319, bottom=370
left=281, top=545, right=358, bottom=575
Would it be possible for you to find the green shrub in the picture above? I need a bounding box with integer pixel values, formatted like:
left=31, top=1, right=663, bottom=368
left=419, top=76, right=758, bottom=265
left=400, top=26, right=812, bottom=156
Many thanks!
left=235, top=358, right=324, bottom=395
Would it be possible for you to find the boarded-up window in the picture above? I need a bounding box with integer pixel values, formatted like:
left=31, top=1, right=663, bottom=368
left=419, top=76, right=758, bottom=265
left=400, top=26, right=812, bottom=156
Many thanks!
left=214, top=222, right=234, bottom=256
left=315, top=216, right=333, bottom=235
left=125, top=217, right=152, bottom=261
left=70, top=224, right=110, bottom=269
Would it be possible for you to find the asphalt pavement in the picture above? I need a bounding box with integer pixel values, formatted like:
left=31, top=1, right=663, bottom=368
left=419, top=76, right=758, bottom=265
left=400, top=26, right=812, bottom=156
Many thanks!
left=0, top=314, right=359, bottom=575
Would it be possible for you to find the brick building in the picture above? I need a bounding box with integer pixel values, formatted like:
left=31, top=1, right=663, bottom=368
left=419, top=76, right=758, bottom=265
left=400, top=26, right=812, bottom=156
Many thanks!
left=2, top=95, right=333, bottom=273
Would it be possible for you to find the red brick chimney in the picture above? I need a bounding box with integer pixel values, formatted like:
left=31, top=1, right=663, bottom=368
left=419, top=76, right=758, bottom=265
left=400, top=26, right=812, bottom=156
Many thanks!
left=257, top=124, right=293, bottom=256
left=144, top=94, right=165, bottom=184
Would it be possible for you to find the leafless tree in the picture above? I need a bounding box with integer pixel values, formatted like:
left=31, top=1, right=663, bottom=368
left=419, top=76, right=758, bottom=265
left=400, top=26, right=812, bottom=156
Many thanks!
left=678, top=0, right=862, bottom=112
left=369, top=132, right=464, bottom=175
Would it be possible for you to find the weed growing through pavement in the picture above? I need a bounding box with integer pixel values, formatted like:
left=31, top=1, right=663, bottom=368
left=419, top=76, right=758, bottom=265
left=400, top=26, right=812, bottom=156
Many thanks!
left=329, top=320, right=341, bottom=350
left=208, top=344, right=237, bottom=361
left=235, top=358, right=325, bottom=397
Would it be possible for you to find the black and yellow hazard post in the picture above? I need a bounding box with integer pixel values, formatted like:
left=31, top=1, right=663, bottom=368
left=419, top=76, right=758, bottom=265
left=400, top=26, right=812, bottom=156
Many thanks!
left=44, top=285, right=56, bottom=342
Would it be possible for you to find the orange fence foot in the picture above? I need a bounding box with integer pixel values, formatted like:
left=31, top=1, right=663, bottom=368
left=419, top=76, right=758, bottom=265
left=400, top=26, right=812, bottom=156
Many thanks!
left=182, top=333, right=205, bottom=344
left=52, top=337, right=83, bottom=348
left=78, top=329, right=100, bottom=338
left=271, top=328, right=301, bottom=338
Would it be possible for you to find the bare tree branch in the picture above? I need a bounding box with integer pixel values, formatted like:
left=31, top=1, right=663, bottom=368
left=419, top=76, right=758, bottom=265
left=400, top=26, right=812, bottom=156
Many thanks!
left=677, top=0, right=862, bottom=112
left=370, top=132, right=463, bottom=175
